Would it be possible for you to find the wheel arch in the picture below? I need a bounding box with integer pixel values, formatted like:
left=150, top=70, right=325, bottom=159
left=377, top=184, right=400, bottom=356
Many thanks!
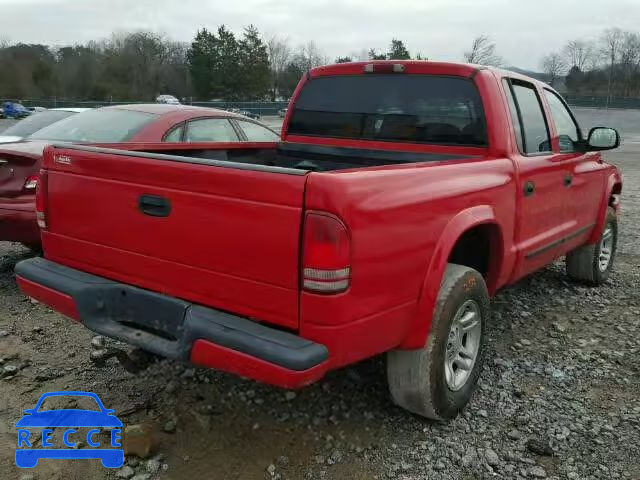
left=588, top=172, right=623, bottom=245
left=400, top=205, right=504, bottom=349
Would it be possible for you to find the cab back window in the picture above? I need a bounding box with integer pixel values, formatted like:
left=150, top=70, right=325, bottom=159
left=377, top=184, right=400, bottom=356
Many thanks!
left=288, top=75, right=487, bottom=146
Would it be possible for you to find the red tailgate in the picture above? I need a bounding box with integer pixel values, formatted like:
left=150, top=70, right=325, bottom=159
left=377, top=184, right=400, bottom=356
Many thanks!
left=41, top=145, right=308, bottom=329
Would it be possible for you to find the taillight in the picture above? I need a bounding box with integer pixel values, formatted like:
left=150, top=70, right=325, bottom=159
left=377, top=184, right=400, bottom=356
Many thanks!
left=24, top=175, right=38, bottom=191
left=35, top=169, right=48, bottom=229
left=302, top=212, right=350, bottom=293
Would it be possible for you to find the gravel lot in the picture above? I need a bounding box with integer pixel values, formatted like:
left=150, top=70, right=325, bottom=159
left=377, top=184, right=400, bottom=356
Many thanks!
left=0, top=110, right=638, bottom=480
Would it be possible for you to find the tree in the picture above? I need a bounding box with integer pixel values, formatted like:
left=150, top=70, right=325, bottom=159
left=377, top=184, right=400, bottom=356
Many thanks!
left=267, top=35, right=291, bottom=100
left=279, top=61, right=305, bottom=98
left=296, top=41, right=327, bottom=71
left=335, top=56, right=352, bottom=63
left=187, top=28, right=217, bottom=99
left=213, top=25, right=241, bottom=100
left=0, top=43, right=57, bottom=98
left=565, top=66, right=585, bottom=93
left=56, top=45, right=105, bottom=99
left=368, top=48, right=386, bottom=60
left=387, top=38, right=410, bottom=60
left=239, top=25, right=270, bottom=99
left=103, top=31, right=178, bottom=100
left=540, top=53, right=567, bottom=87
left=464, top=35, right=502, bottom=66
left=618, top=32, right=640, bottom=96
left=601, top=28, right=624, bottom=103
left=563, top=40, right=594, bottom=71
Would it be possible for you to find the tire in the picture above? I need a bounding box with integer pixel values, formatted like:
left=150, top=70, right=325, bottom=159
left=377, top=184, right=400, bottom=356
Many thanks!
left=566, top=207, right=617, bottom=285
left=387, top=264, right=489, bottom=420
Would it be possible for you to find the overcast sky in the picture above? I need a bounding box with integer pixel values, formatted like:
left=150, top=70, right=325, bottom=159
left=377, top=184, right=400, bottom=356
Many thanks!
left=2, top=0, right=640, bottom=70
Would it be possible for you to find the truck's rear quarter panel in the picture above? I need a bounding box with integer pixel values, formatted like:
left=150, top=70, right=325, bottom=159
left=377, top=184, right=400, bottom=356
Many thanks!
left=301, top=158, right=516, bottom=366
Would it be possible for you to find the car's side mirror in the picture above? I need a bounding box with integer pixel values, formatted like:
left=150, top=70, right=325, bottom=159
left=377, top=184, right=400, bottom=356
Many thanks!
left=587, top=127, right=620, bottom=151
left=24, top=409, right=35, bottom=414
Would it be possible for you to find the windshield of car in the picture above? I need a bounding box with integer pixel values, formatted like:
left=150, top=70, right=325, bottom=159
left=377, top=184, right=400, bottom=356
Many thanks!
left=2, top=110, right=76, bottom=137
left=30, top=108, right=156, bottom=142
left=288, top=74, right=487, bottom=146
left=36, top=395, right=101, bottom=412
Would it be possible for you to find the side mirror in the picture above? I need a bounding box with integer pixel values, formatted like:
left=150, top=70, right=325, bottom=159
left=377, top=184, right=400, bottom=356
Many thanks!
left=587, top=127, right=620, bottom=151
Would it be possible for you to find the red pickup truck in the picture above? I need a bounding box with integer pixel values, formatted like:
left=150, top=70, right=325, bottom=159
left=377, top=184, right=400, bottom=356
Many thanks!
left=15, top=61, right=622, bottom=420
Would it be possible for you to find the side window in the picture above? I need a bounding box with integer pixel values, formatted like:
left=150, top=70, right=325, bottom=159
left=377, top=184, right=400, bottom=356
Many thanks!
left=510, top=81, right=551, bottom=154
left=503, top=79, right=524, bottom=153
left=543, top=90, right=581, bottom=152
left=237, top=121, right=280, bottom=142
left=184, top=118, right=240, bottom=142
left=163, top=125, right=183, bottom=142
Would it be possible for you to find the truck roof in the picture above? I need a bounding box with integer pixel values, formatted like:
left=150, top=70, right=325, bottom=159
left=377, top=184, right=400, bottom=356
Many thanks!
left=309, top=60, right=547, bottom=88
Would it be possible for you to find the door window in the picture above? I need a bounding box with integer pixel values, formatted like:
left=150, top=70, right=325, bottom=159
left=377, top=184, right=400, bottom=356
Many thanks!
left=507, top=80, right=551, bottom=155
left=543, top=90, right=581, bottom=152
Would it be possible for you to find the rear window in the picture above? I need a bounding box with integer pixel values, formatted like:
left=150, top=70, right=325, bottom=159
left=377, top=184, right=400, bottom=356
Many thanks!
left=3, top=110, right=76, bottom=137
left=30, top=108, right=155, bottom=143
left=288, top=75, right=487, bottom=146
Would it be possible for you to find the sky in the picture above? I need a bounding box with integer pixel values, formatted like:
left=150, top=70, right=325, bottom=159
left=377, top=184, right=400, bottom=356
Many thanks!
left=2, top=0, right=640, bottom=70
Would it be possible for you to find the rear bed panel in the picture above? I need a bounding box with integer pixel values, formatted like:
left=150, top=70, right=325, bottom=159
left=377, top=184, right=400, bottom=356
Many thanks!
left=42, top=145, right=308, bottom=329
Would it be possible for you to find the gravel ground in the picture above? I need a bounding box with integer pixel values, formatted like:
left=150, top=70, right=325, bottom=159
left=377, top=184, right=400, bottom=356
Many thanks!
left=0, top=112, right=639, bottom=480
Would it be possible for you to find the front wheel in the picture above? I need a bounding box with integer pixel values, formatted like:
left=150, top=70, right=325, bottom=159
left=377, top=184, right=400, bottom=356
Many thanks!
left=566, top=207, right=617, bottom=285
left=387, top=264, right=489, bottom=420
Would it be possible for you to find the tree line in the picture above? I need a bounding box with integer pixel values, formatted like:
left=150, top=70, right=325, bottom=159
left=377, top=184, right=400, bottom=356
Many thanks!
left=541, top=28, right=640, bottom=97
left=0, top=28, right=426, bottom=102
left=2, top=26, right=639, bottom=102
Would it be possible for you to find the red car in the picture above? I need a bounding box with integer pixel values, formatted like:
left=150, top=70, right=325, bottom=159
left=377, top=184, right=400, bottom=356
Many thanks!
left=17, top=62, right=622, bottom=420
left=0, top=104, right=279, bottom=247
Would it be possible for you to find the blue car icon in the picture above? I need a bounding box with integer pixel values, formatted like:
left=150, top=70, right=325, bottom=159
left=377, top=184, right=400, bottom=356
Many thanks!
left=16, top=391, right=124, bottom=468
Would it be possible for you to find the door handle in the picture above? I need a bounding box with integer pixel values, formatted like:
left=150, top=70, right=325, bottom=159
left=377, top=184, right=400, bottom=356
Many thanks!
left=138, top=195, right=171, bottom=217
left=524, top=181, right=535, bottom=197
left=563, top=174, right=573, bottom=187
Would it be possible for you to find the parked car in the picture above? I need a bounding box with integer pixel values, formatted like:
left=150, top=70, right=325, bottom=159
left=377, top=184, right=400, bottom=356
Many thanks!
left=0, top=104, right=280, bottom=248
left=0, top=108, right=90, bottom=144
left=155, top=94, right=180, bottom=105
left=2, top=102, right=31, bottom=119
left=238, top=109, right=260, bottom=120
left=27, top=106, right=47, bottom=113
left=15, top=61, right=622, bottom=421
left=278, top=107, right=288, bottom=117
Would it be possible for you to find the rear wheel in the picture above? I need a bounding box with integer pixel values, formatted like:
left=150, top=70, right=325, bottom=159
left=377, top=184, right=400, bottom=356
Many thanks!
left=566, top=207, right=617, bottom=285
left=387, top=264, right=489, bottom=420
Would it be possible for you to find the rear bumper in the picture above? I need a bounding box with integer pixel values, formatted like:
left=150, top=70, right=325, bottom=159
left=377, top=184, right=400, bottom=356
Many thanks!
left=0, top=197, right=39, bottom=245
left=15, top=258, right=329, bottom=389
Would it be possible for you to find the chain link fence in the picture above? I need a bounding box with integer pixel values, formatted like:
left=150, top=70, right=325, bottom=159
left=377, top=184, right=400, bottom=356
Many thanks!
left=564, top=95, right=640, bottom=109
left=3, top=96, right=640, bottom=113
left=1, top=99, right=290, bottom=117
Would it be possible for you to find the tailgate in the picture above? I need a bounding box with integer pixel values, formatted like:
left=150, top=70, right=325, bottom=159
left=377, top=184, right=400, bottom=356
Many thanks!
left=41, top=145, right=308, bottom=329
